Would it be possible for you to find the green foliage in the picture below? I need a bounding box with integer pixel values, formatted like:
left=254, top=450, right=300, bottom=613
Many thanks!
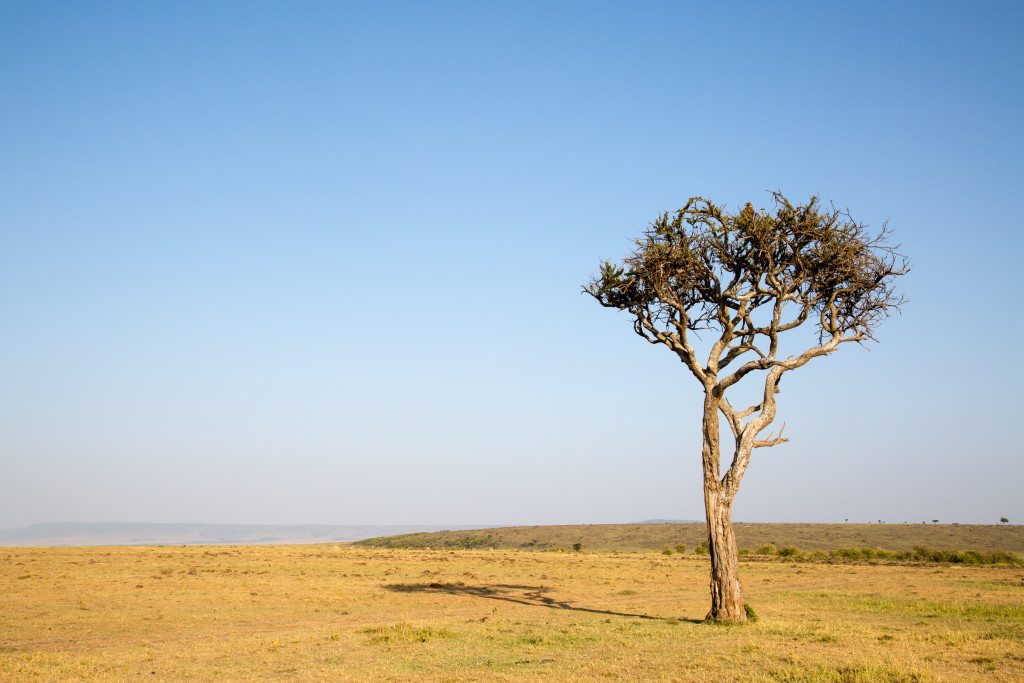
left=661, top=547, right=674, bottom=555
left=902, top=546, right=1019, bottom=565
left=572, top=542, right=583, bottom=552
left=674, top=543, right=686, bottom=554
left=695, top=542, right=709, bottom=555
left=356, top=533, right=499, bottom=550
left=585, top=193, right=908, bottom=347
left=734, top=544, right=1022, bottom=566
left=791, top=545, right=1020, bottom=566
left=744, top=604, right=759, bottom=623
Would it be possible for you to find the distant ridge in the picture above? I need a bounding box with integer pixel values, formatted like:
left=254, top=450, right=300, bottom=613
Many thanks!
left=0, top=522, right=487, bottom=547
left=355, top=522, right=1024, bottom=553
left=634, top=519, right=702, bottom=524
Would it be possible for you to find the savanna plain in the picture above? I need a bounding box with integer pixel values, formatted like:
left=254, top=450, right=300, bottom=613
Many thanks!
left=2, top=524, right=1023, bottom=682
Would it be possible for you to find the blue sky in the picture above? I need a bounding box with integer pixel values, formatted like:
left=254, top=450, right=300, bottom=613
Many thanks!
left=1, top=1, right=1022, bottom=528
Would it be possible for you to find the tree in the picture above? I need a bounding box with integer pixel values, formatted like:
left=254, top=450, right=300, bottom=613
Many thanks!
left=585, top=193, right=907, bottom=622
left=1001, top=517, right=1010, bottom=524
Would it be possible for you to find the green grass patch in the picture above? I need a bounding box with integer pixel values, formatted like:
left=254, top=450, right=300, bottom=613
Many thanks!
left=797, top=592, right=1024, bottom=621
left=361, top=623, right=458, bottom=643
left=767, top=663, right=930, bottom=682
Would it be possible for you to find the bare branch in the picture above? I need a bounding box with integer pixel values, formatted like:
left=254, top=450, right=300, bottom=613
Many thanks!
left=585, top=191, right=908, bottom=499
left=754, top=422, right=789, bottom=449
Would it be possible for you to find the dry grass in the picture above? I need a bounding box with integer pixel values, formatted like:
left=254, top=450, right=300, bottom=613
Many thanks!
left=3, top=544, right=1024, bottom=681
left=356, top=523, right=1024, bottom=553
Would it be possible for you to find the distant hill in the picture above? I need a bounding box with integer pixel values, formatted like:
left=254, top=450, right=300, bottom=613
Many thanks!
left=356, top=522, right=1024, bottom=553
left=634, top=519, right=702, bottom=525
left=0, top=522, right=487, bottom=547
left=8, top=522, right=1020, bottom=552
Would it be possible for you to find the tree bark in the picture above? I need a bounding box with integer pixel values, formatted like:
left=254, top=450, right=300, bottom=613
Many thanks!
left=704, top=485, right=745, bottom=622
left=701, top=393, right=746, bottom=623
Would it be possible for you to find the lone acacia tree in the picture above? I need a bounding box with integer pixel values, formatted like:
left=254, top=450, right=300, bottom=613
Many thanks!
left=586, top=193, right=907, bottom=622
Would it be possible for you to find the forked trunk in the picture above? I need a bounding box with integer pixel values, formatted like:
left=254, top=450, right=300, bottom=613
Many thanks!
left=704, top=487, right=745, bottom=622
left=701, top=393, right=746, bottom=623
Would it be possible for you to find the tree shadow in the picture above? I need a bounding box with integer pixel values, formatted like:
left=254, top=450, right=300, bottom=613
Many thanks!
left=383, top=582, right=702, bottom=623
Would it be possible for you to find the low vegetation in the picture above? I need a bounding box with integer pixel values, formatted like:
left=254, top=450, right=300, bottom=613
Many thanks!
left=356, top=522, right=1024, bottom=555
left=743, top=543, right=1020, bottom=565
left=3, top=537, right=1023, bottom=680
left=361, top=532, right=502, bottom=550
left=361, top=526, right=1022, bottom=567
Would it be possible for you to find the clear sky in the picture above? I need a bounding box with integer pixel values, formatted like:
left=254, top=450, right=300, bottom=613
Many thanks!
left=2, top=1, right=1022, bottom=529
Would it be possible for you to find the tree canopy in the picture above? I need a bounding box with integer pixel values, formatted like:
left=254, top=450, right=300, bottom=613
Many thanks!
left=586, top=193, right=908, bottom=392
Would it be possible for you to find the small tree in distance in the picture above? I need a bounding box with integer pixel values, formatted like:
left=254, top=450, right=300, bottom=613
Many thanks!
left=586, top=193, right=907, bottom=622
left=1001, top=517, right=1010, bottom=524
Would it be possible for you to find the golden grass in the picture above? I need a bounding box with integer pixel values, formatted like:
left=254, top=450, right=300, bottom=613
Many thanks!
left=2, top=544, right=1023, bottom=681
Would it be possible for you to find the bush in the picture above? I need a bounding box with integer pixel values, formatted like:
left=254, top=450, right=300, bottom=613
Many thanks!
left=572, top=542, right=583, bottom=552
left=830, top=547, right=879, bottom=561
left=902, top=546, right=1018, bottom=565
left=449, top=535, right=499, bottom=549
left=823, top=546, right=1020, bottom=565
left=675, top=543, right=686, bottom=554
left=744, top=604, right=759, bottom=623
left=731, top=543, right=1019, bottom=566
left=355, top=533, right=499, bottom=550
left=695, top=542, right=709, bottom=555
left=661, top=547, right=674, bottom=555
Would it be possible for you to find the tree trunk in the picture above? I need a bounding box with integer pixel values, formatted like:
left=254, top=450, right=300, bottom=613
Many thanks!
left=704, top=486, right=745, bottom=622
left=701, top=392, right=746, bottom=622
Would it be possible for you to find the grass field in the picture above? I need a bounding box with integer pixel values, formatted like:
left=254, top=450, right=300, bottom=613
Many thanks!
left=3, top=538, right=1024, bottom=680
left=356, top=523, right=1024, bottom=554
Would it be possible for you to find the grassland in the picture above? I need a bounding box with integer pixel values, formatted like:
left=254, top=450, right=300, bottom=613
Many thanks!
left=356, top=523, right=1024, bottom=554
left=3, top=540, right=1024, bottom=681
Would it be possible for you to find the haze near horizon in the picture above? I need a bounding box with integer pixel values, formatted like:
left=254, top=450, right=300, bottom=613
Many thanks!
left=2, top=1, right=1022, bottom=529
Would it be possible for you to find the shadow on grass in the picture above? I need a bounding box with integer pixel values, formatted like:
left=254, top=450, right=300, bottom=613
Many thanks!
left=383, top=582, right=702, bottom=623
